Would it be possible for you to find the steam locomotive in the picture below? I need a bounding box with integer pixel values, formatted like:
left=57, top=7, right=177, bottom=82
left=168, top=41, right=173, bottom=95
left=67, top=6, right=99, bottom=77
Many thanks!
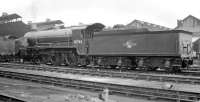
left=15, top=23, right=193, bottom=72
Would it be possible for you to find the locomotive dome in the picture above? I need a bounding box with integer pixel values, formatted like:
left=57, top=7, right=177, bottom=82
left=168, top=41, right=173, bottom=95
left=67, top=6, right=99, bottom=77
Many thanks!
left=24, top=28, right=72, bottom=38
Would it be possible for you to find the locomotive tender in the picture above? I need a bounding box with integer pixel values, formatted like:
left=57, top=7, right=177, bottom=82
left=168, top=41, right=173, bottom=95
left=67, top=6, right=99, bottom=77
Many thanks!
left=16, top=23, right=193, bottom=72
left=89, top=30, right=193, bottom=72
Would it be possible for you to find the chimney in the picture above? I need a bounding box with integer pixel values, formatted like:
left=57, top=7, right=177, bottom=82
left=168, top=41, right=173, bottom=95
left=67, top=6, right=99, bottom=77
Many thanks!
left=177, top=20, right=183, bottom=27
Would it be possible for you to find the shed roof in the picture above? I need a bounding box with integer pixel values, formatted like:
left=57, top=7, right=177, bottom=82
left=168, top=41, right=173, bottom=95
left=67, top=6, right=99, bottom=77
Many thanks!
left=127, top=19, right=171, bottom=31
left=0, top=13, right=21, bottom=21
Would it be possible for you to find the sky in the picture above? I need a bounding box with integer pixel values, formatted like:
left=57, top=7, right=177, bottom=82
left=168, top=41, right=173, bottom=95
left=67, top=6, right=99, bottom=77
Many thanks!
left=0, top=0, right=200, bottom=28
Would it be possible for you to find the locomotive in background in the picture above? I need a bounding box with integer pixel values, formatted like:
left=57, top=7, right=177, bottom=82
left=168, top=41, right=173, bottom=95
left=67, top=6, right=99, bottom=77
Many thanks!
left=0, top=13, right=30, bottom=62
left=15, top=23, right=193, bottom=72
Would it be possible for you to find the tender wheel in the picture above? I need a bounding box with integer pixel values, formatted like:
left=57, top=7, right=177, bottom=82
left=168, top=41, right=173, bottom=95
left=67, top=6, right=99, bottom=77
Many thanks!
left=166, top=66, right=181, bottom=73
left=172, top=66, right=181, bottom=73
left=110, top=65, right=117, bottom=69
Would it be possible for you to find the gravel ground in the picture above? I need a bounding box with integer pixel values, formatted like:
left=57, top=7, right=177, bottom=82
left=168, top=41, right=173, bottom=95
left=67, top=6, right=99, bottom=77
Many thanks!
left=0, top=77, right=171, bottom=102
left=2, top=67, right=199, bottom=93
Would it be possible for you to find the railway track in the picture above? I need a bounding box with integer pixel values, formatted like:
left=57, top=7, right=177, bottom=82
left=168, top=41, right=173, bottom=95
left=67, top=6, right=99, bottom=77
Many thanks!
left=1, top=63, right=200, bottom=85
left=0, top=93, right=25, bottom=102
left=0, top=69, right=199, bottom=102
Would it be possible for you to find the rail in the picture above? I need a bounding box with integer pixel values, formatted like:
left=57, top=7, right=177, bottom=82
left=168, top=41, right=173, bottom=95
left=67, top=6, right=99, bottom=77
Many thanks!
left=0, top=93, right=25, bottom=102
left=0, top=70, right=199, bottom=102
left=1, top=63, right=200, bottom=85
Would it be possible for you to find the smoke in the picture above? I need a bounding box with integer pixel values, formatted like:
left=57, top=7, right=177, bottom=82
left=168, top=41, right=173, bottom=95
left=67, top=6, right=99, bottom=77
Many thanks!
left=30, top=0, right=38, bottom=21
